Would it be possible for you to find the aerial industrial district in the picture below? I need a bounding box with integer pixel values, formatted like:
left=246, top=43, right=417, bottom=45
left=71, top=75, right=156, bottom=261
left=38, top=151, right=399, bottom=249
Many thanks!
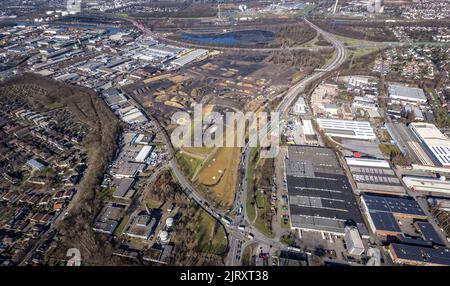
left=0, top=0, right=449, bottom=267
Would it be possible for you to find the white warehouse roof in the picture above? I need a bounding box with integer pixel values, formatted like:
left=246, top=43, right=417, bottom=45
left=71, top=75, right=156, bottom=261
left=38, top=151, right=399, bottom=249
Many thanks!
left=135, top=145, right=153, bottom=163
left=317, top=119, right=376, bottom=140
left=344, top=226, right=365, bottom=256
left=172, top=49, right=208, bottom=67
left=409, top=122, right=450, bottom=167
left=388, top=84, right=427, bottom=103
left=27, top=159, right=45, bottom=171
left=346, top=157, right=391, bottom=169
left=403, top=176, right=450, bottom=195
left=293, top=97, right=307, bottom=115
left=302, top=120, right=315, bottom=136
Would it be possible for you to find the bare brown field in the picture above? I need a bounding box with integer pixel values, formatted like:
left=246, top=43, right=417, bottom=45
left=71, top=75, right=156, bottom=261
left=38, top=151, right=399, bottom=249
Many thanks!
left=183, top=147, right=215, bottom=157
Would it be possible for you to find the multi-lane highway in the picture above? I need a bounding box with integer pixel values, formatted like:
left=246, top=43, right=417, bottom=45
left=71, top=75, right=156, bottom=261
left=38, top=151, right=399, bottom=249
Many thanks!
left=132, top=16, right=348, bottom=265
left=226, top=17, right=348, bottom=265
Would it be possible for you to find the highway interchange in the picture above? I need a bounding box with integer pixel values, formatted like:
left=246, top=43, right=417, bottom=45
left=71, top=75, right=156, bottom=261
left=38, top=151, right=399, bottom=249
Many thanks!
left=132, top=16, right=349, bottom=266
left=226, top=17, right=348, bottom=265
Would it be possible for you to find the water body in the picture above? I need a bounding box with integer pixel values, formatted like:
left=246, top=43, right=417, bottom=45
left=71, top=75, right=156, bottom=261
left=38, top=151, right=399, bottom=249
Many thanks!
left=181, top=29, right=275, bottom=46
left=15, top=21, right=32, bottom=26
left=328, top=19, right=355, bottom=25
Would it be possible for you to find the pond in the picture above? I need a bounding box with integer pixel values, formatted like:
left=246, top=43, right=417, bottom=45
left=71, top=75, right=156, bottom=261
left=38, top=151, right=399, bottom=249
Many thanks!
left=181, top=29, right=275, bottom=46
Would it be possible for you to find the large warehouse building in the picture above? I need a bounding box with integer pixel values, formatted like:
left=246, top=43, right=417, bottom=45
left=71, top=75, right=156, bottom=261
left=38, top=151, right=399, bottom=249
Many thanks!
left=402, top=176, right=450, bottom=196
left=385, top=122, right=434, bottom=166
left=389, top=243, right=450, bottom=266
left=360, top=193, right=427, bottom=237
left=388, top=84, right=427, bottom=105
left=316, top=119, right=376, bottom=140
left=345, top=157, right=405, bottom=195
left=409, top=122, right=450, bottom=167
left=285, top=145, right=368, bottom=236
left=171, top=49, right=208, bottom=67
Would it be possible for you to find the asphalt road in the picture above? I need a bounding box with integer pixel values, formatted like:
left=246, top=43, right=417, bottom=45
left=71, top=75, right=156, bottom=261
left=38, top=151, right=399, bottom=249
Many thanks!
left=131, top=17, right=348, bottom=266
left=227, top=17, right=348, bottom=265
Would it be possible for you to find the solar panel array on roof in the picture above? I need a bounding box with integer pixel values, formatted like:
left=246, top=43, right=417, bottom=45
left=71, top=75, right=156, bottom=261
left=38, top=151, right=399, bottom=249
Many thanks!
left=370, top=212, right=401, bottom=233
left=398, top=236, right=433, bottom=247
left=279, top=251, right=308, bottom=266
left=286, top=145, right=367, bottom=234
left=416, top=221, right=446, bottom=246
left=363, top=193, right=425, bottom=217
left=390, top=243, right=450, bottom=266
left=348, top=164, right=404, bottom=190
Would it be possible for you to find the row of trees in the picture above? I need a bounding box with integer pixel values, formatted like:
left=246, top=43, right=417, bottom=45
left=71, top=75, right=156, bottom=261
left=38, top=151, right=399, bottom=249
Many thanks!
left=273, top=24, right=317, bottom=47
left=313, top=20, right=397, bottom=42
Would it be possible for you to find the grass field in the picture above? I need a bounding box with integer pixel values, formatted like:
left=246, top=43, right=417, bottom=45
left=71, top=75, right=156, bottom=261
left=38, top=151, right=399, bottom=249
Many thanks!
left=196, top=147, right=241, bottom=208
left=183, top=147, right=214, bottom=157
left=174, top=106, right=243, bottom=208
left=253, top=188, right=275, bottom=238
left=46, top=102, right=65, bottom=110
left=189, top=207, right=227, bottom=255
left=379, top=143, right=401, bottom=157
left=114, top=214, right=130, bottom=236
left=281, top=219, right=290, bottom=229
left=176, top=141, right=241, bottom=208
left=280, top=233, right=295, bottom=246
left=143, top=198, right=164, bottom=210
left=246, top=148, right=259, bottom=223
left=241, top=244, right=255, bottom=266
left=348, top=47, right=379, bottom=59
left=176, top=151, right=204, bottom=179
left=334, top=34, right=379, bottom=47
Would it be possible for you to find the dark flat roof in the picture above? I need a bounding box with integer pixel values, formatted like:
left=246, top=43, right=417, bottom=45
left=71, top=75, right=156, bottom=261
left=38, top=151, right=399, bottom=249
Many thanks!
left=371, top=211, right=401, bottom=233
left=287, top=174, right=361, bottom=221
left=362, top=193, right=425, bottom=217
left=399, top=236, right=433, bottom=247
left=279, top=250, right=308, bottom=266
left=286, top=145, right=366, bottom=234
left=416, top=221, right=446, bottom=246
left=391, top=243, right=450, bottom=266
left=348, top=165, right=402, bottom=186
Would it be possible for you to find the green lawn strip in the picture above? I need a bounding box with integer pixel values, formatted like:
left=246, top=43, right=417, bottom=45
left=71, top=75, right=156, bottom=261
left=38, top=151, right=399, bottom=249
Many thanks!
left=379, top=143, right=401, bottom=157
left=114, top=214, right=130, bottom=236
left=246, top=148, right=259, bottom=222
left=190, top=207, right=228, bottom=255
left=334, top=34, right=379, bottom=47
left=254, top=189, right=275, bottom=238
left=176, top=151, right=203, bottom=179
